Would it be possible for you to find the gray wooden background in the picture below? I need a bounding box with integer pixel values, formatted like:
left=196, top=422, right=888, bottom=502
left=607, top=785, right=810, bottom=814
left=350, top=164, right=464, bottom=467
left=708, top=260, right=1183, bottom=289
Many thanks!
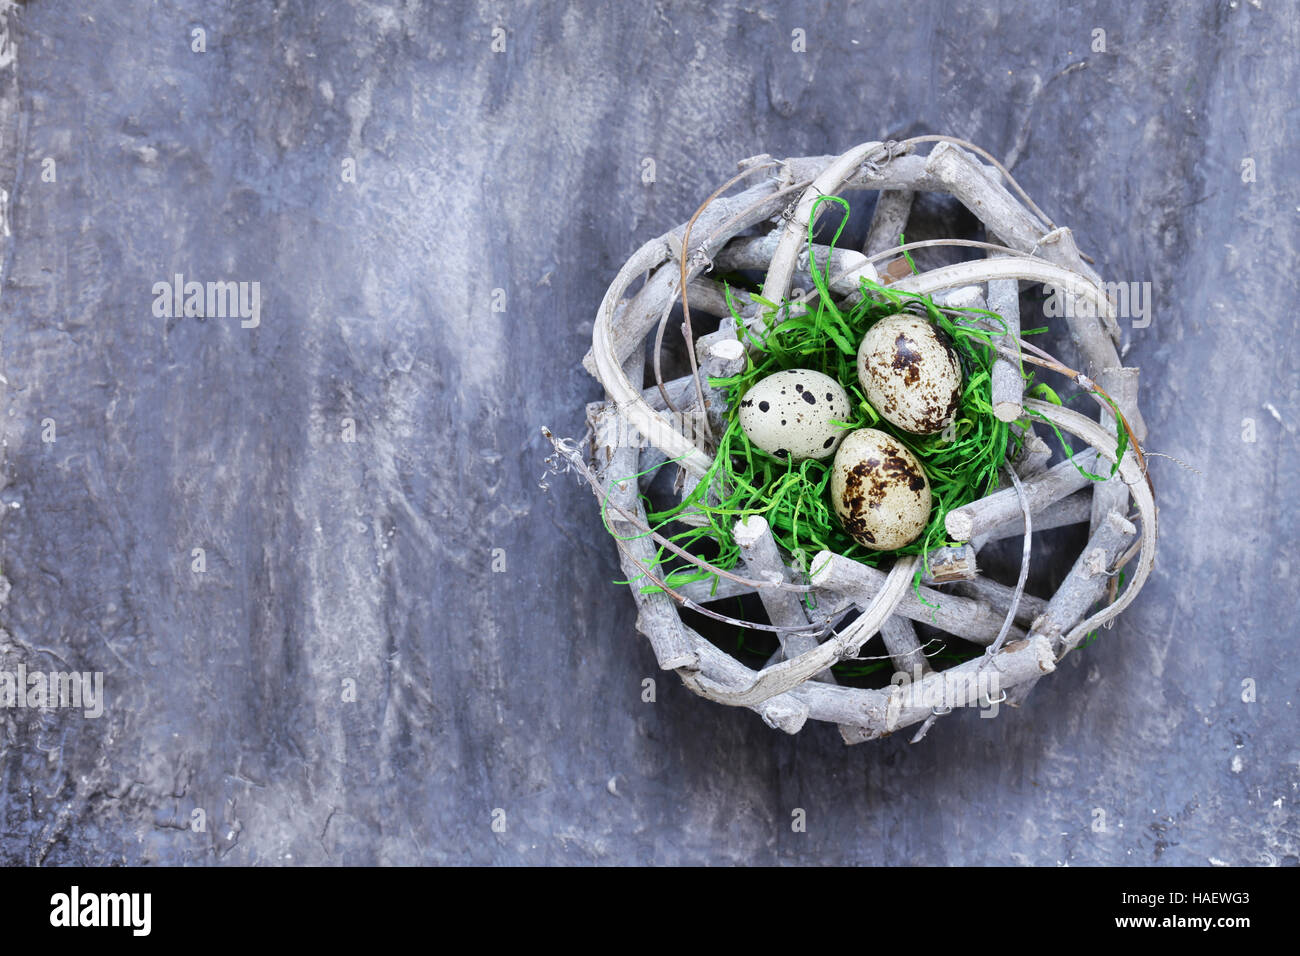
left=0, top=0, right=1296, bottom=865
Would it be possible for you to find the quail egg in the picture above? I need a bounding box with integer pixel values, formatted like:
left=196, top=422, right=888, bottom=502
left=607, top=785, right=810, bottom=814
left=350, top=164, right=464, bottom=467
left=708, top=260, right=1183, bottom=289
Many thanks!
left=737, top=369, right=852, bottom=461
left=830, top=428, right=932, bottom=550
left=856, top=314, right=963, bottom=435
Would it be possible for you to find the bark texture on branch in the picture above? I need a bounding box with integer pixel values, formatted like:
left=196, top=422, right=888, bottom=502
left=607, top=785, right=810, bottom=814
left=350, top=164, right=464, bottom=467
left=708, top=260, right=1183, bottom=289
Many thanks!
left=815, top=635, right=1055, bottom=744
left=946, top=451, right=1098, bottom=542
left=690, top=556, right=918, bottom=707
left=864, top=188, right=915, bottom=257
left=682, top=278, right=756, bottom=319
left=762, top=141, right=893, bottom=307
left=810, top=551, right=1025, bottom=646
left=921, top=545, right=979, bottom=583
left=641, top=336, right=743, bottom=437
left=933, top=285, right=985, bottom=311
left=783, top=152, right=940, bottom=194
left=971, top=490, right=1093, bottom=550
left=590, top=402, right=698, bottom=672
left=884, top=636, right=1056, bottom=733
left=677, top=627, right=813, bottom=734
left=1035, top=510, right=1138, bottom=656
left=716, top=234, right=879, bottom=297
left=734, top=516, right=832, bottom=675
left=984, top=262, right=1024, bottom=422
left=1005, top=509, right=1138, bottom=706
left=948, top=577, right=1049, bottom=629
left=582, top=170, right=794, bottom=376
left=1088, top=366, right=1139, bottom=539
left=1010, top=423, right=1053, bottom=478
left=921, top=143, right=1134, bottom=394
left=1023, top=399, right=1157, bottom=645
left=879, top=614, right=931, bottom=677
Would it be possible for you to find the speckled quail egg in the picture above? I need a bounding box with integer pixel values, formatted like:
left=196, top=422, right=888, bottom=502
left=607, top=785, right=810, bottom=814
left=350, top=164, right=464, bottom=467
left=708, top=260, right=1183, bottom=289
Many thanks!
left=830, top=428, right=932, bottom=550
left=856, top=314, right=963, bottom=435
left=737, top=369, right=852, bottom=461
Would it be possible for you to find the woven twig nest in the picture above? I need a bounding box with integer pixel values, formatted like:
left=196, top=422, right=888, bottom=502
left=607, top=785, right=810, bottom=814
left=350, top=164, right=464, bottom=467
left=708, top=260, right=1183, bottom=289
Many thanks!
left=546, top=137, right=1158, bottom=744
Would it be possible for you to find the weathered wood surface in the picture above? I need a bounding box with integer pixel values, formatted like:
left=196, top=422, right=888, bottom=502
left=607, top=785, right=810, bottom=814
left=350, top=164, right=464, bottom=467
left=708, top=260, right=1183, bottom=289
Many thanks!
left=0, top=0, right=1295, bottom=867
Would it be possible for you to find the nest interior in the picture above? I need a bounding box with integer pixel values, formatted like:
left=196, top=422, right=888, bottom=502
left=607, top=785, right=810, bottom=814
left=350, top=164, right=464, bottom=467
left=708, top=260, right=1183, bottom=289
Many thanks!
left=553, top=137, right=1158, bottom=745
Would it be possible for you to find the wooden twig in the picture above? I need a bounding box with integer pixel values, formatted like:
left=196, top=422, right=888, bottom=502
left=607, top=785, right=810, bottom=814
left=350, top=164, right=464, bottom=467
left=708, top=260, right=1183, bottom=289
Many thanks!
left=1009, top=422, right=1053, bottom=478
left=984, top=463, right=1033, bottom=658
left=716, top=235, right=880, bottom=296
left=1023, top=399, right=1158, bottom=646
left=948, top=577, right=1049, bottom=629
left=810, top=551, right=1026, bottom=646
left=885, top=636, right=1057, bottom=734
left=675, top=625, right=813, bottom=734
left=553, top=423, right=819, bottom=606
left=762, top=141, right=893, bottom=307
left=591, top=239, right=713, bottom=476
left=690, top=556, right=919, bottom=707
left=593, top=387, right=698, bottom=671
left=1005, top=510, right=1138, bottom=706
left=733, top=515, right=857, bottom=742
left=923, top=142, right=1126, bottom=373
left=790, top=634, right=1054, bottom=745
left=641, top=336, right=744, bottom=435
left=1088, top=367, right=1139, bottom=539
left=668, top=338, right=746, bottom=526
left=921, top=545, right=978, bottom=583
left=990, top=343, right=1152, bottom=505
left=932, top=285, right=986, bottom=311
left=678, top=164, right=783, bottom=444
left=878, top=615, right=932, bottom=678
left=782, top=151, right=938, bottom=195
left=1037, top=510, right=1139, bottom=656
left=905, top=464, right=1031, bottom=743
left=984, top=260, right=1024, bottom=422
left=971, top=489, right=1092, bottom=549
left=864, top=189, right=915, bottom=257
left=880, top=255, right=1113, bottom=322
left=899, top=134, right=1057, bottom=229
left=734, top=516, right=828, bottom=674
left=641, top=374, right=700, bottom=413
left=700, top=337, right=745, bottom=433
left=683, top=277, right=756, bottom=319
left=584, top=173, right=790, bottom=376
left=945, top=451, right=1098, bottom=542
left=1037, top=225, right=1122, bottom=344
left=676, top=541, right=1008, bottom=608
left=673, top=573, right=751, bottom=606
left=924, top=143, right=1057, bottom=260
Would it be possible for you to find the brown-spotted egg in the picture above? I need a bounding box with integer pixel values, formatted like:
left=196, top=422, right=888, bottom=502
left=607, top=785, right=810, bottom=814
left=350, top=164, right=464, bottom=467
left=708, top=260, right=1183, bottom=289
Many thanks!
left=737, top=369, right=851, bottom=461
left=830, top=428, right=932, bottom=550
left=856, top=314, right=962, bottom=435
